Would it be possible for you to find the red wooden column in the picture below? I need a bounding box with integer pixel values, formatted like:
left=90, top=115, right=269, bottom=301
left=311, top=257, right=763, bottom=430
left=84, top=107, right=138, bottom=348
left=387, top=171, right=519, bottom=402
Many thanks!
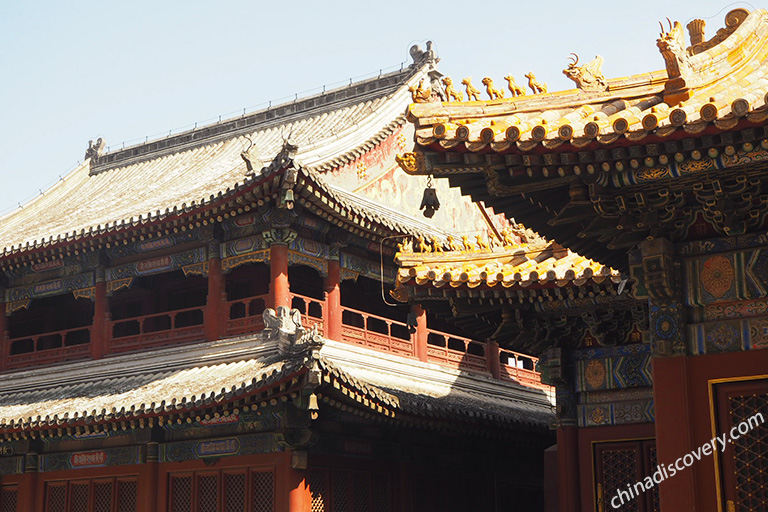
left=270, top=243, right=290, bottom=310
left=91, top=269, right=108, bottom=359
left=285, top=453, right=310, bottom=512
left=17, top=454, right=38, bottom=512
left=411, top=304, right=428, bottom=362
left=323, top=258, right=341, bottom=340
left=486, top=340, right=501, bottom=379
left=205, top=243, right=226, bottom=341
left=0, top=298, right=7, bottom=371
left=138, top=442, right=159, bottom=511
left=556, top=425, right=581, bottom=512
left=653, top=355, right=696, bottom=511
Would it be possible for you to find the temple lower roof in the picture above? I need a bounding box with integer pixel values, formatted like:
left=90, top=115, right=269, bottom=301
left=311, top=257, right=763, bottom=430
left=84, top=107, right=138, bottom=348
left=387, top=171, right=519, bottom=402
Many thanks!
left=394, top=234, right=620, bottom=290
left=0, top=320, right=553, bottom=435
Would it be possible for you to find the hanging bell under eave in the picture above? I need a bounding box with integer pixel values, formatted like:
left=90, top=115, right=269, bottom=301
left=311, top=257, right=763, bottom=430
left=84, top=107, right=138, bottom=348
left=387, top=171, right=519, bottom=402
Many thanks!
left=308, top=393, right=319, bottom=420
left=420, top=187, right=440, bottom=218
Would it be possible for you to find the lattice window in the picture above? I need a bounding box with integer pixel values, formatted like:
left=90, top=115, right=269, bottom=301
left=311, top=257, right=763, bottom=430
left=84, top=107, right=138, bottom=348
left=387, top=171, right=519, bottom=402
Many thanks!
left=224, top=472, right=246, bottom=512
left=332, top=471, right=350, bottom=512
left=252, top=470, right=275, bottom=512
left=117, top=480, right=137, bottom=512
left=729, top=392, right=768, bottom=511
left=353, top=472, right=370, bottom=512
left=372, top=473, right=390, bottom=512
left=647, top=447, right=660, bottom=512
left=70, top=483, right=89, bottom=512
left=46, top=484, right=67, bottom=512
left=93, top=481, right=113, bottom=512
left=197, top=474, right=218, bottom=512
left=599, top=448, right=640, bottom=512
left=0, top=487, right=17, bottom=512
left=170, top=476, right=193, bottom=512
left=0, top=488, right=15, bottom=512
left=308, top=469, right=327, bottom=512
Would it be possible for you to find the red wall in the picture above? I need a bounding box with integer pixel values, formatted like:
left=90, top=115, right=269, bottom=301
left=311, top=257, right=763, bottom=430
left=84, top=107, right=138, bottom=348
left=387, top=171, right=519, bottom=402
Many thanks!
left=654, top=349, right=768, bottom=512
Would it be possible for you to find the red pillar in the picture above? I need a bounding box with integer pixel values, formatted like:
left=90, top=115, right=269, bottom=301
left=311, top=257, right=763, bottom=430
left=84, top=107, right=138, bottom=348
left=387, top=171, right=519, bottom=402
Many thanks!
left=206, top=249, right=226, bottom=341
left=0, top=300, right=7, bottom=371
left=17, top=454, right=38, bottom=512
left=653, top=356, right=696, bottom=511
left=91, top=275, right=108, bottom=359
left=412, top=304, right=428, bottom=362
left=486, top=340, right=501, bottom=379
left=285, top=457, right=310, bottom=512
left=556, top=425, right=581, bottom=512
left=138, top=442, right=159, bottom=511
left=323, top=259, right=341, bottom=340
left=271, top=244, right=290, bottom=310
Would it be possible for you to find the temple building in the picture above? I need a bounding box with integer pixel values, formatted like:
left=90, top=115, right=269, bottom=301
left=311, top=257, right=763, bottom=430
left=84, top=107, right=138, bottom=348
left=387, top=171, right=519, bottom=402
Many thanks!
left=0, top=45, right=554, bottom=511
left=397, top=8, right=768, bottom=512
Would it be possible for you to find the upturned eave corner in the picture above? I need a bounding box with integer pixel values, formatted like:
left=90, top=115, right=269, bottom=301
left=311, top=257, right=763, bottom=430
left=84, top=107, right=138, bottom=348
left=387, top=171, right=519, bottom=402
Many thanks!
left=395, top=150, right=426, bottom=175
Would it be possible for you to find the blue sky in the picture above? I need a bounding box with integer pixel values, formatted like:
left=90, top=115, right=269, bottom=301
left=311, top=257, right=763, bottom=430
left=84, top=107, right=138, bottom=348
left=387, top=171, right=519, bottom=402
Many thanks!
left=0, top=1, right=755, bottom=214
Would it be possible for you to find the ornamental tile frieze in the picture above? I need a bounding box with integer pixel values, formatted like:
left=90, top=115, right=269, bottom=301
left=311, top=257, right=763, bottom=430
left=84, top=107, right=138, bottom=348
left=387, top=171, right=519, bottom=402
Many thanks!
left=5, top=254, right=89, bottom=288
left=160, top=433, right=279, bottom=463
left=688, top=317, right=768, bottom=354
left=40, top=445, right=143, bottom=472
left=575, top=351, right=652, bottom=393
left=106, top=248, right=206, bottom=282
left=340, top=252, right=396, bottom=283
left=579, top=399, right=655, bottom=427
left=5, top=272, right=94, bottom=305
left=106, top=230, right=199, bottom=260
left=685, top=248, right=768, bottom=306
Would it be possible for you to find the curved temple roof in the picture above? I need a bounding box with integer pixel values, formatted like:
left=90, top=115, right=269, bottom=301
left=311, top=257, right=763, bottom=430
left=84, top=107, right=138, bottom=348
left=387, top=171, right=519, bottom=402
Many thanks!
left=394, top=230, right=620, bottom=291
left=0, top=57, right=434, bottom=258
left=0, top=323, right=554, bottom=435
left=407, top=9, right=768, bottom=152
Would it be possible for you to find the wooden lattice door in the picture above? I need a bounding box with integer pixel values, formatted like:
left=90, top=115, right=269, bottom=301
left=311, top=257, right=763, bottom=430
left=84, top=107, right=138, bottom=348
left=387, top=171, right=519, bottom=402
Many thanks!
left=714, top=378, right=768, bottom=512
left=168, top=468, right=274, bottom=512
left=594, top=440, right=659, bottom=512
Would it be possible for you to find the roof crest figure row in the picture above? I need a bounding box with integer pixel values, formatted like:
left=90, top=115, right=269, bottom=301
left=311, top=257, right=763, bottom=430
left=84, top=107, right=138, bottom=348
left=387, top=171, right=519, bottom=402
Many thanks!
left=400, top=9, right=768, bottom=158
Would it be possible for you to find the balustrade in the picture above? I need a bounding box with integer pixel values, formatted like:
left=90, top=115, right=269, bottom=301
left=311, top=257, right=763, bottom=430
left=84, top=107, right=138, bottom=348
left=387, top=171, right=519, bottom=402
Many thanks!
left=339, top=307, right=415, bottom=357
left=425, top=330, right=488, bottom=373
left=1, top=284, right=548, bottom=392
left=7, top=327, right=91, bottom=369
left=109, top=305, right=205, bottom=353
left=226, top=294, right=269, bottom=336
left=290, top=293, right=324, bottom=333
left=499, top=347, right=547, bottom=389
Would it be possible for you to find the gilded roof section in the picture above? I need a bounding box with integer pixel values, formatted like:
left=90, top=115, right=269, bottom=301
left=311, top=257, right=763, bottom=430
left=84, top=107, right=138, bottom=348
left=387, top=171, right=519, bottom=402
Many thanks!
left=394, top=231, right=619, bottom=290
left=406, top=9, right=768, bottom=154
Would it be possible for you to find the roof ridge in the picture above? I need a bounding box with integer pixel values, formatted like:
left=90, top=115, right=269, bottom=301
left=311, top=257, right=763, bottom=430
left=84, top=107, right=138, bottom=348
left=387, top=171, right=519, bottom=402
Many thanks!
left=90, top=64, right=426, bottom=174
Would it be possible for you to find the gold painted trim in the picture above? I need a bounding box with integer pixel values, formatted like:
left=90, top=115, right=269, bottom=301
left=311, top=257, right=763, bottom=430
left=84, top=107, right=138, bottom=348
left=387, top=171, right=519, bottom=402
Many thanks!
left=707, top=373, right=768, bottom=512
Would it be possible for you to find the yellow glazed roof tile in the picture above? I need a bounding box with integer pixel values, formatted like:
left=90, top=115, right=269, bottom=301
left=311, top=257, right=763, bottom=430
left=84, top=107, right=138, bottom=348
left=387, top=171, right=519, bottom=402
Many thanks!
left=406, top=9, right=768, bottom=154
left=394, top=229, right=619, bottom=291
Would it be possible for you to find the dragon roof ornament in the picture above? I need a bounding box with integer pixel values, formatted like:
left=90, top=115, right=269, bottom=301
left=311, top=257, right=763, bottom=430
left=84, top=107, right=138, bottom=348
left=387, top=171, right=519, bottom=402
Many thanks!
left=562, top=54, right=607, bottom=93
left=263, top=307, right=324, bottom=357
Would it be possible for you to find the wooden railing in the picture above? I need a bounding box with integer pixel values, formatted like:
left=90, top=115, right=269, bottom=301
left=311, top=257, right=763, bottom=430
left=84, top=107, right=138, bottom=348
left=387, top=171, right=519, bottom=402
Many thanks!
left=426, top=330, right=488, bottom=373
left=6, top=327, right=91, bottom=369
left=291, top=293, right=324, bottom=333
left=499, top=348, right=546, bottom=389
left=340, top=306, right=415, bottom=357
left=0, top=290, right=549, bottom=392
left=226, top=294, right=269, bottom=336
left=109, top=305, right=205, bottom=353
